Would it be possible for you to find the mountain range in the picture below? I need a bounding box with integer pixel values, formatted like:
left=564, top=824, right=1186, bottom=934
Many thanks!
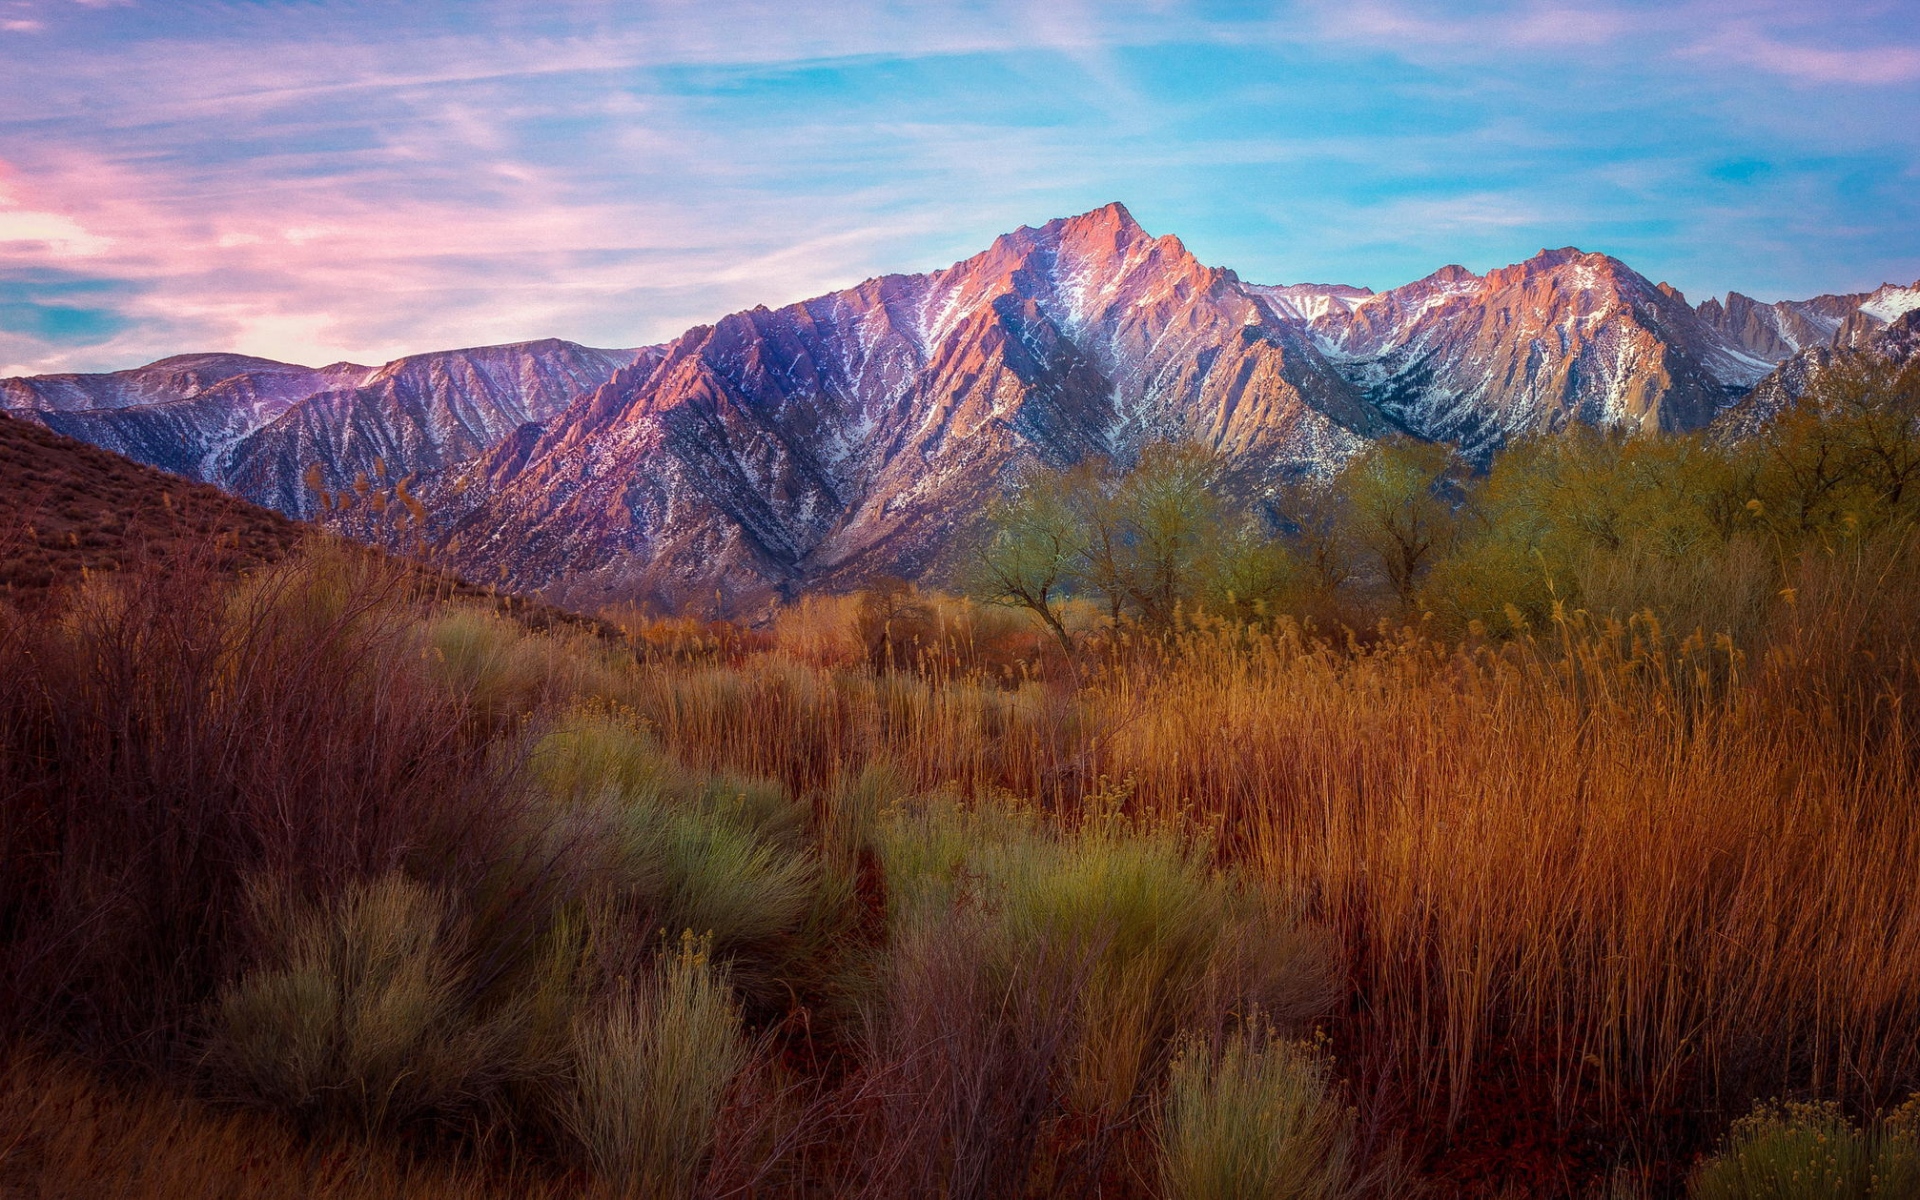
left=6, top=203, right=1918, bottom=611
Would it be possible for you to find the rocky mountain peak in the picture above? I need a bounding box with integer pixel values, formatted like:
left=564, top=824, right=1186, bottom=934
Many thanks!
left=1289, top=245, right=1743, bottom=451
left=5, top=205, right=1913, bottom=613
left=1483, top=247, right=1636, bottom=294
left=1861, top=281, right=1920, bottom=325
left=1059, top=199, right=1144, bottom=235
left=1415, top=264, right=1479, bottom=288
left=995, top=202, right=1201, bottom=284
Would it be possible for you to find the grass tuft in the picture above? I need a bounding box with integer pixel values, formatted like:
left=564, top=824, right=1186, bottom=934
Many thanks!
left=562, top=933, right=750, bottom=1199
left=207, top=872, right=493, bottom=1133
left=1160, top=1022, right=1355, bottom=1200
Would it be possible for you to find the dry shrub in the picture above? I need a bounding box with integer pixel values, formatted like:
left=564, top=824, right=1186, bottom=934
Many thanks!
left=16, top=414, right=1920, bottom=1195
left=1571, top=533, right=1778, bottom=651
left=859, top=908, right=1090, bottom=1200
left=770, top=584, right=1061, bottom=681
left=605, top=605, right=775, bottom=666
left=611, top=651, right=1083, bottom=805
left=771, top=592, right=865, bottom=668
left=0, top=542, right=516, bottom=1064
left=854, top=577, right=937, bottom=674
left=1087, top=609, right=1920, bottom=1168
left=1758, top=524, right=1920, bottom=738
left=861, top=795, right=1335, bottom=1194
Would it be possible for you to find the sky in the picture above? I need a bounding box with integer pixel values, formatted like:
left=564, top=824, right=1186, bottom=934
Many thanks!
left=0, top=0, right=1917, bottom=377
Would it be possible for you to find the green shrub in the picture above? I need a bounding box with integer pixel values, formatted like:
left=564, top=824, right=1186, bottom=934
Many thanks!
left=1160, top=1023, right=1354, bottom=1200
left=426, top=609, right=552, bottom=727
left=822, top=760, right=905, bottom=865
left=873, top=797, right=1331, bottom=1122
left=531, top=707, right=670, bottom=806
left=525, top=707, right=818, bottom=1007
left=1690, top=1101, right=1872, bottom=1199
left=563, top=934, right=749, bottom=1199
left=993, top=816, right=1229, bottom=1114
left=1876, top=1099, right=1920, bottom=1198
left=659, top=810, right=815, bottom=967
left=1685, top=1097, right=1920, bottom=1200
left=208, top=873, right=498, bottom=1132
left=693, top=772, right=808, bottom=853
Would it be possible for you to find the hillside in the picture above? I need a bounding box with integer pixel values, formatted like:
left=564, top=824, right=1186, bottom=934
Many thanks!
left=0, top=409, right=303, bottom=600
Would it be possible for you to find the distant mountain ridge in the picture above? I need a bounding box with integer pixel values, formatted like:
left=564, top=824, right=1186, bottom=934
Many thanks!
left=6, top=203, right=1917, bottom=610
left=5, top=340, right=640, bottom=514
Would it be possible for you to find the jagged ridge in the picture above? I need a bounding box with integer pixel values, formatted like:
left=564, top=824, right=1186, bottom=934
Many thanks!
left=5, top=203, right=1917, bottom=610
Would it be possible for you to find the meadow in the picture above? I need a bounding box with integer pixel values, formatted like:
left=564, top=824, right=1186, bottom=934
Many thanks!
left=3, top=357, right=1920, bottom=1198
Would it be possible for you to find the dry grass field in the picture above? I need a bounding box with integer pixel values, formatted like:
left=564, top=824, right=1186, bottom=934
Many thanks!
left=4, top=359, right=1920, bottom=1198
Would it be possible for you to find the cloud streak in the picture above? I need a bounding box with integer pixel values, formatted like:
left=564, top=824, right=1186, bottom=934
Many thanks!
left=1698, top=26, right=1920, bottom=86
left=0, top=0, right=1915, bottom=375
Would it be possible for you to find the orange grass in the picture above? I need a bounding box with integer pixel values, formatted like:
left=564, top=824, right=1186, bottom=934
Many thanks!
left=599, top=539, right=1920, bottom=1189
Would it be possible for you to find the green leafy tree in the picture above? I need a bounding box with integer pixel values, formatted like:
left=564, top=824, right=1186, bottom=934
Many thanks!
left=1747, top=357, right=1920, bottom=538
left=1105, top=443, right=1229, bottom=629
left=974, top=467, right=1087, bottom=663
left=976, top=442, right=1300, bottom=648
left=1335, top=438, right=1466, bottom=614
left=1268, top=474, right=1353, bottom=600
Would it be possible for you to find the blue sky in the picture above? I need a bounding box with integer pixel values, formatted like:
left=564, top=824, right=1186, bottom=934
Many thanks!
left=0, top=0, right=1916, bottom=375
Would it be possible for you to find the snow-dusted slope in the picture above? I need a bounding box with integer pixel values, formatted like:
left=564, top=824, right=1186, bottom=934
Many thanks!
left=1861, top=284, right=1920, bottom=325
left=1243, top=282, right=1375, bottom=324
left=2, top=341, right=639, bottom=514
left=221, top=339, right=643, bottom=516
left=1250, top=251, right=1759, bottom=458
left=1714, top=308, right=1920, bottom=439
left=1694, top=282, right=1920, bottom=361
left=1, top=354, right=365, bottom=415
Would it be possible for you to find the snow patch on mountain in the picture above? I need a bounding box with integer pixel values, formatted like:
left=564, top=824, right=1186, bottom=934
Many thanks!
left=1862, top=284, right=1920, bottom=324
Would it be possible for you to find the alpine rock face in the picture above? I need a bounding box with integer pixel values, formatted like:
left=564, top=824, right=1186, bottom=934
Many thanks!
left=1697, top=282, right=1920, bottom=359
left=434, top=204, right=1382, bottom=608
left=220, top=339, right=642, bottom=517
left=1714, top=307, right=1920, bottom=439
left=4, top=202, right=1916, bottom=609
left=7, top=355, right=369, bottom=480
left=1254, top=250, right=1769, bottom=458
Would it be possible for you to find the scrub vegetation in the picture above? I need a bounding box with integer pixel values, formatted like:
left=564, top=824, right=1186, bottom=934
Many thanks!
left=2, top=356, right=1919, bottom=1197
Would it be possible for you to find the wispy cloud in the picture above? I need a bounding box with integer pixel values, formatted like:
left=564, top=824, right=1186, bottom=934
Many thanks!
left=0, top=0, right=1914, bottom=375
left=1692, top=25, right=1920, bottom=86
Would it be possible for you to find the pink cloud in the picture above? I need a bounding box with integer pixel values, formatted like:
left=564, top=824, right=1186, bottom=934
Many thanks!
left=1304, top=0, right=1635, bottom=53
left=1305, top=0, right=1920, bottom=84
left=1697, top=26, right=1920, bottom=86
left=0, top=137, right=986, bottom=376
left=1, top=1, right=1913, bottom=378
